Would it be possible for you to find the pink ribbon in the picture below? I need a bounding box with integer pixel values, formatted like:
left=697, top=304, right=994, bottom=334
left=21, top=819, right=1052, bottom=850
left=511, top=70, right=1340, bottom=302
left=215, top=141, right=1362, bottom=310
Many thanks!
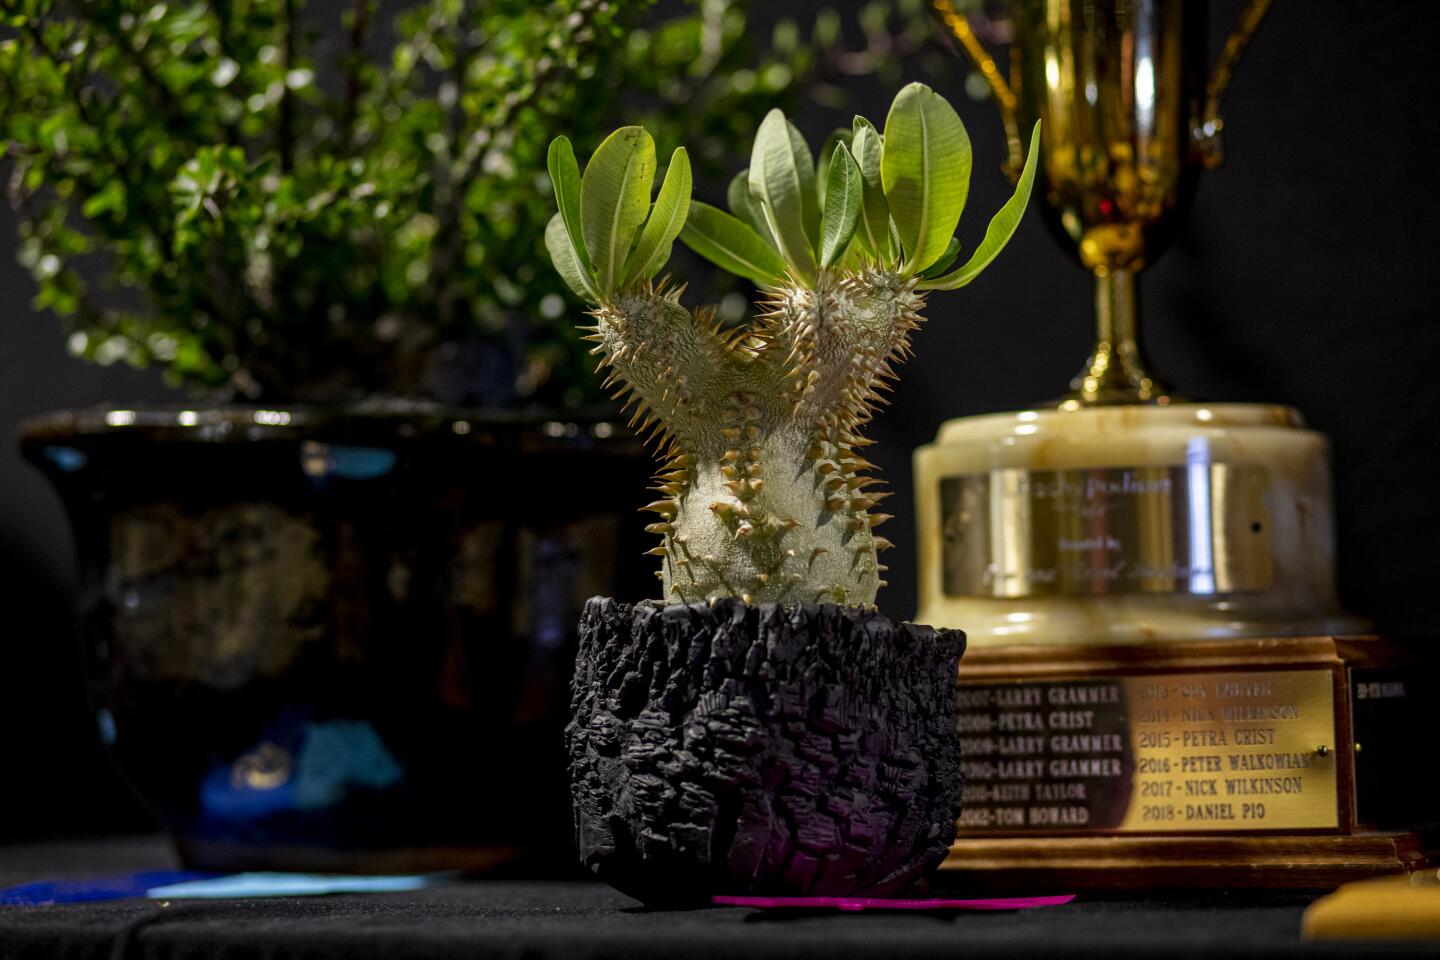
left=711, top=894, right=1075, bottom=912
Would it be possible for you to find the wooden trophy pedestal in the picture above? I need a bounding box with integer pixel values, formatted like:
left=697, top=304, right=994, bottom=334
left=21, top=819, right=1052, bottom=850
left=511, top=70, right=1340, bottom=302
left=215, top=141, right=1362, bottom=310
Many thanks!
left=936, top=635, right=1438, bottom=891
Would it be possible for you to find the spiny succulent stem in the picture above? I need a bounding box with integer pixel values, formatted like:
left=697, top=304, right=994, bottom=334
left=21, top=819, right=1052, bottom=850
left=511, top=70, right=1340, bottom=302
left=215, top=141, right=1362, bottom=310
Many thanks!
left=585, top=268, right=923, bottom=606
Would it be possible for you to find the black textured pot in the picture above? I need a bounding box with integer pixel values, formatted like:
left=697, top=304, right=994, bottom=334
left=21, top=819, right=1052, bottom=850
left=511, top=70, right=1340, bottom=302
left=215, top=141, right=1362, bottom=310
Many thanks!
left=567, top=597, right=966, bottom=905
left=21, top=405, right=650, bottom=873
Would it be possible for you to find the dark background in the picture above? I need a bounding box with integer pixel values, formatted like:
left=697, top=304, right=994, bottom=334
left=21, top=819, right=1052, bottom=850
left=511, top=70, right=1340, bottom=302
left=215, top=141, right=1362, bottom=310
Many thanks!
left=2, top=1, right=1437, bottom=843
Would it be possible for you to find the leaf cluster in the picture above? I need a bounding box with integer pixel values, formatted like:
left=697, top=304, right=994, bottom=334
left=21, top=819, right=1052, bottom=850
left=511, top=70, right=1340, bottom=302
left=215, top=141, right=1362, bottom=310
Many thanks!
left=548, top=82, right=1040, bottom=301
left=0, top=0, right=949, bottom=404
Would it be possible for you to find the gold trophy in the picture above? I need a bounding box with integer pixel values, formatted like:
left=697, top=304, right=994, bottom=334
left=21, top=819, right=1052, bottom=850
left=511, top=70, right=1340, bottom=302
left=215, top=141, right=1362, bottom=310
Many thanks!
left=918, top=0, right=1436, bottom=888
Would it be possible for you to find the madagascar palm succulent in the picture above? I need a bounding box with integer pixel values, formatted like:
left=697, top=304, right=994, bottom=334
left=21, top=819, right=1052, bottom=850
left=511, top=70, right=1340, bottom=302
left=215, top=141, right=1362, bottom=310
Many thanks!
left=546, top=83, right=1039, bottom=607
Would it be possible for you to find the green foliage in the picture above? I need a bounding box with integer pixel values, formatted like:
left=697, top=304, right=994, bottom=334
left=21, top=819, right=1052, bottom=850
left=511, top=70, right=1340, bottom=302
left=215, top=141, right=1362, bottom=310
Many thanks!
left=817, top=143, right=861, bottom=268
left=548, top=127, right=693, bottom=299
left=918, top=122, right=1042, bottom=290
left=881, top=82, right=972, bottom=276
left=813, top=128, right=852, bottom=209
left=747, top=110, right=819, bottom=285
left=546, top=214, right=598, bottom=302
left=581, top=127, right=657, bottom=298
left=726, top=170, right=774, bottom=246
left=850, top=119, right=892, bottom=260
left=550, top=81, right=1039, bottom=304
left=623, top=148, right=691, bottom=285
left=547, top=137, right=597, bottom=299
left=677, top=82, right=1037, bottom=293
left=916, top=236, right=962, bottom=281
left=677, top=202, right=786, bottom=288
left=1, top=0, right=958, bottom=404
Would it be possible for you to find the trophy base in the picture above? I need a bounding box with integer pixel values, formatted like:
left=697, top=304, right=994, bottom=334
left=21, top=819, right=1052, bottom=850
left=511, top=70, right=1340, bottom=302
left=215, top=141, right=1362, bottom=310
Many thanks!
left=938, top=831, right=1438, bottom=892
left=941, top=634, right=1438, bottom=891
left=913, top=402, right=1365, bottom=648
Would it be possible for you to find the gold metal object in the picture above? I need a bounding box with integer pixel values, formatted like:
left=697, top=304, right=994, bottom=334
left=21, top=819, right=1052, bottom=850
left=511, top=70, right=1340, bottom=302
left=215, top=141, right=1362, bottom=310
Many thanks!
left=916, top=9, right=1418, bottom=884
left=940, top=463, right=1274, bottom=599
left=913, top=404, right=1362, bottom=646
left=936, top=636, right=1440, bottom=890
left=1303, top=872, right=1440, bottom=941
left=955, top=669, right=1339, bottom=833
left=931, top=0, right=1272, bottom=405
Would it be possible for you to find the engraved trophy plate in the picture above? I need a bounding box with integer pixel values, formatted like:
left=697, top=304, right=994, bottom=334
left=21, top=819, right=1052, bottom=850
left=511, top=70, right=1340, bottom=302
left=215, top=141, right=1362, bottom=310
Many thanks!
left=940, top=465, right=1274, bottom=598
left=937, top=637, right=1439, bottom=890
left=955, top=670, right=1338, bottom=833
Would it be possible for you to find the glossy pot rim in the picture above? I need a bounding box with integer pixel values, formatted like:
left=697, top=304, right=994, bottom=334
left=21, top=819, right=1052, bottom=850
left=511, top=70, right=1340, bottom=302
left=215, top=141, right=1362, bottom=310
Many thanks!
left=18, top=403, right=644, bottom=456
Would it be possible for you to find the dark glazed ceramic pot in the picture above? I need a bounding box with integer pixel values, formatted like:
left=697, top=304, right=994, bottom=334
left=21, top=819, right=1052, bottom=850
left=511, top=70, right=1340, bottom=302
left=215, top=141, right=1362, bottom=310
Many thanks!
left=567, top=597, right=966, bottom=905
left=21, top=405, right=650, bottom=873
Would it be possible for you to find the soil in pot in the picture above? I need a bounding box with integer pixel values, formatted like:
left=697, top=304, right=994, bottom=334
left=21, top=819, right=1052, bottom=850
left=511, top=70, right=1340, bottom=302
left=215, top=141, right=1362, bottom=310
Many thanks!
left=567, top=596, right=966, bottom=905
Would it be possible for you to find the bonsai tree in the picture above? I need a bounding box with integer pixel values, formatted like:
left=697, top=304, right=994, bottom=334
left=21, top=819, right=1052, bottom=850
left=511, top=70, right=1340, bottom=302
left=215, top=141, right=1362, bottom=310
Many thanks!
left=0, top=0, right=962, bottom=407
left=546, top=82, right=1039, bottom=605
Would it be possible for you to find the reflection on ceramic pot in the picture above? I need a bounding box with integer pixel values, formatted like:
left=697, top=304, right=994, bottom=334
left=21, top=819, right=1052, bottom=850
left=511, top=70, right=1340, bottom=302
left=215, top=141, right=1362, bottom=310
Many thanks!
left=21, top=406, right=651, bottom=873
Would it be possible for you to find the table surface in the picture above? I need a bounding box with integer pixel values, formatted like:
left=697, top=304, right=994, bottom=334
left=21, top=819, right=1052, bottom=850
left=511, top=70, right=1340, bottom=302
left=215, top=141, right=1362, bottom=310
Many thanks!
left=0, top=836, right=1432, bottom=960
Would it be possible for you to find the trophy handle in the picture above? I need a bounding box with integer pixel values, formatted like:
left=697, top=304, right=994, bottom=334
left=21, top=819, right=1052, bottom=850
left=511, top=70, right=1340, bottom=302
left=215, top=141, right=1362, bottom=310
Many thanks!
left=929, top=0, right=1025, bottom=181
left=1194, top=0, right=1274, bottom=168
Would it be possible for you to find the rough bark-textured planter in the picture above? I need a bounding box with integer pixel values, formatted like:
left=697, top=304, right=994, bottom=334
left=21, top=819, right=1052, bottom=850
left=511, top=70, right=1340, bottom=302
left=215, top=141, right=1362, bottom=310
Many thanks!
left=567, top=597, right=965, bottom=905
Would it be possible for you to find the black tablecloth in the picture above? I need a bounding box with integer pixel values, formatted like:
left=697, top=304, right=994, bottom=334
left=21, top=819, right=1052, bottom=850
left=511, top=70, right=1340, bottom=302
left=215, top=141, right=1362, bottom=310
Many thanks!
left=0, top=836, right=1431, bottom=959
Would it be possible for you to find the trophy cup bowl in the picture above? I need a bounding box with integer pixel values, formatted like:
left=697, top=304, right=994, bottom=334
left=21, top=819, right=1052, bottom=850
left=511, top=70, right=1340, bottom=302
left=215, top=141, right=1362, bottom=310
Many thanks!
left=918, top=1, right=1434, bottom=891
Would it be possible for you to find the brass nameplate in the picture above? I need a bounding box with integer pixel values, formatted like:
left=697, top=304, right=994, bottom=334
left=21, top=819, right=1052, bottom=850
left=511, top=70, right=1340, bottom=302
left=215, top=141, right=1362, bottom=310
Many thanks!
left=940, top=465, right=1274, bottom=598
left=955, top=670, right=1338, bottom=833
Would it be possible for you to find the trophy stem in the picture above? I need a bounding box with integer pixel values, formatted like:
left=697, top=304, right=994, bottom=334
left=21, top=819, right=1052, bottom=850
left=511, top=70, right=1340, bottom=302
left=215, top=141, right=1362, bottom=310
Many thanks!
left=1066, top=269, right=1171, bottom=405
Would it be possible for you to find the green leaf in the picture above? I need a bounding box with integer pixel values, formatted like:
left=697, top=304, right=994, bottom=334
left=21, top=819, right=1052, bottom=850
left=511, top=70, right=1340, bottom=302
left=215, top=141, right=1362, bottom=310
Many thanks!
left=818, top=142, right=862, bottom=268
left=580, top=126, right=656, bottom=296
left=547, top=136, right=593, bottom=276
left=850, top=118, right=892, bottom=261
left=920, top=122, right=1042, bottom=291
left=623, top=147, right=692, bottom=284
left=815, top=127, right=852, bottom=209
left=726, top=170, right=774, bottom=245
left=546, top=214, right=600, bottom=302
left=917, top=237, right=961, bottom=280
left=747, top=109, right=818, bottom=284
left=680, top=201, right=787, bottom=288
left=881, top=83, right=972, bottom=276
left=81, top=181, right=127, bottom=221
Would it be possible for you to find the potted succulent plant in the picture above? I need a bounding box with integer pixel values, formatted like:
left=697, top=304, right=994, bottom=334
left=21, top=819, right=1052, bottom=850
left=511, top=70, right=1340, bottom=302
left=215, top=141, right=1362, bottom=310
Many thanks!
left=548, top=83, right=1039, bottom=903
left=1, top=0, right=952, bottom=871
